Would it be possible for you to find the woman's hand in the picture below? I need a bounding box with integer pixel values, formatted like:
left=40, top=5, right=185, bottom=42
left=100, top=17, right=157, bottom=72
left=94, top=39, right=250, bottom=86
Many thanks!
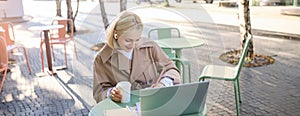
left=110, top=87, right=122, bottom=102
left=151, top=82, right=165, bottom=88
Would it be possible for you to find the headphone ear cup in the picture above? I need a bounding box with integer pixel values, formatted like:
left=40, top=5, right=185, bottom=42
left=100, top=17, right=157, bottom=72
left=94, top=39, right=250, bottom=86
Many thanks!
left=114, top=34, right=118, bottom=39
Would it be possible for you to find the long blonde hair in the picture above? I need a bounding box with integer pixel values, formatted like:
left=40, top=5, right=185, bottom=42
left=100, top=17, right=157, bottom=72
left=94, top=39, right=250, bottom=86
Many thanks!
left=106, top=11, right=143, bottom=48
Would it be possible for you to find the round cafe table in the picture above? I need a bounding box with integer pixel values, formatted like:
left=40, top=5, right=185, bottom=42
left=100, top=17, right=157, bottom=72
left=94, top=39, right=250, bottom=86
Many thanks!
left=154, top=38, right=204, bottom=59
left=29, top=25, right=64, bottom=75
left=88, top=90, right=207, bottom=116
left=154, top=38, right=204, bottom=82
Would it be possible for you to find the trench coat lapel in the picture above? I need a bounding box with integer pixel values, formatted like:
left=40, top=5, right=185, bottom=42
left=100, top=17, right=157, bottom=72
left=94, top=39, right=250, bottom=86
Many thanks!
left=130, top=41, right=154, bottom=81
left=110, top=52, right=131, bottom=78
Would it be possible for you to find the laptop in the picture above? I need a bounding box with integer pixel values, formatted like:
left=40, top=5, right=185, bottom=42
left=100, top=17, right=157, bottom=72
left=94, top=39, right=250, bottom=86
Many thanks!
left=139, top=81, right=209, bottom=116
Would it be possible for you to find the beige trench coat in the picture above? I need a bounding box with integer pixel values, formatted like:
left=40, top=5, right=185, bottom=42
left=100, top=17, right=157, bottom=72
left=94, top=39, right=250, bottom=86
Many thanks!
left=93, top=40, right=181, bottom=103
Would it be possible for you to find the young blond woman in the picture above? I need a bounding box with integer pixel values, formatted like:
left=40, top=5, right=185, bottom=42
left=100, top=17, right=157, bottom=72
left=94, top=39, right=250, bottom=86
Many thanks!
left=93, top=11, right=181, bottom=103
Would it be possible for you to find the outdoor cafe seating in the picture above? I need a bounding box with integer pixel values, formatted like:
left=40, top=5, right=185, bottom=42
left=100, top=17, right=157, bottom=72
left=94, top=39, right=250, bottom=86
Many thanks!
left=0, top=22, right=32, bottom=74
left=148, top=27, right=191, bottom=83
left=0, top=35, right=8, bottom=92
left=39, top=18, right=77, bottom=70
left=198, top=34, right=252, bottom=116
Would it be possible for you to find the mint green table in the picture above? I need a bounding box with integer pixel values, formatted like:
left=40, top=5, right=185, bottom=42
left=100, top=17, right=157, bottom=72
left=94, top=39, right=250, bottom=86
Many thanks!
left=155, top=38, right=204, bottom=82
left=154, top=38, right=204, bottom=59
left=88, top=90, right=140, bottom=116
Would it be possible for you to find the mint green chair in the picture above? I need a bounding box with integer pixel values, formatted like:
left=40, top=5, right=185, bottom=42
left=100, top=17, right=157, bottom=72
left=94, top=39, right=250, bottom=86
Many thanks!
left=148, top=28, right=191, bottom=83
left=198, top=35, right=252, bottom=116
left=148, top=28, right=181, bottom=39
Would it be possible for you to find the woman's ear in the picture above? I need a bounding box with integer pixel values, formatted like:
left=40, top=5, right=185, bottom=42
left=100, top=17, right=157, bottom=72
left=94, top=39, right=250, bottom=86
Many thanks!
left=114, top=30, right=118, bottom=39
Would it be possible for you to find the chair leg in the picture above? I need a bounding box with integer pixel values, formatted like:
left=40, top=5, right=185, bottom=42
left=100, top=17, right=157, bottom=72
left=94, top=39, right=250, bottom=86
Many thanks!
left=40, top=42, right=45, bottom=72
left=22, top=47, right=31, bottom=74
left=64, top=44, right=68, bottom=68
left=237, top=77, right=242, bottom=103
left=234, top=80, right=240, bottom=116
left=0, top=69, right=7, bottom=92
left=51, top=44, right=55, bottom=61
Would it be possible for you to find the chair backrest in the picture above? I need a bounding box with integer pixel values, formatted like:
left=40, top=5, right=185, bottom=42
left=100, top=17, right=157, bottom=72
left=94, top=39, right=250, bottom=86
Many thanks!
left=0, top=22, right=15, bottom=46
left=148, top=28, right=181, bottom=58
left=51, top=18, right=74, bottom=40
left=0, top=36, right=8, bottom=72
left=0, top=36, right=8, bottom=92
left=148, top=27, right=180, bottom=39
left=235, top=35, right=252, bottom=77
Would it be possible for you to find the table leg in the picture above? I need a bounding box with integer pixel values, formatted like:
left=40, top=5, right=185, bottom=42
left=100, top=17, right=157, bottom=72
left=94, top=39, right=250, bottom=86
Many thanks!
left=43, top=30, right=55, bottom=75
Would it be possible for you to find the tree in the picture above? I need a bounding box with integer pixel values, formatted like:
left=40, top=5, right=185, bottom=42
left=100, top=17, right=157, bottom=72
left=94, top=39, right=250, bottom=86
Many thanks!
left=55, top=0, right=62, bottom=17
left=164, top=0, right=170, bottom=7
left=99, top=0, right=109, bottom=29
left=66, top=0, right=76, bottom=32
left=221, top=0, right=275, bottom=67
left=294, top=0, right=298, bottom=6
left=238, top=0, right=254, bottom=62
left=120, top=0, right=127, bottom=12
left=55, top=0, right=79, bottom=32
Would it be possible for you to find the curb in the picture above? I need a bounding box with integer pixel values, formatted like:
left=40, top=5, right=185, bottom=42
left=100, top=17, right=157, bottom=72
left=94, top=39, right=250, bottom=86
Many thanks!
left=215, top=23, right=300, bottom=40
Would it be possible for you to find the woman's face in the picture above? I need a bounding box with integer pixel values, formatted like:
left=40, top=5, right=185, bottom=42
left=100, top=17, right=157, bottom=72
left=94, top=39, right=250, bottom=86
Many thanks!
left=117, top=30, right=141, bottom=52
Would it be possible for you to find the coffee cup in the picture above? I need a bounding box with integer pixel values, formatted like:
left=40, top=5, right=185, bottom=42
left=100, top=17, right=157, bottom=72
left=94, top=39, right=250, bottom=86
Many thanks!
left=116, top=81, right=131, bottom=103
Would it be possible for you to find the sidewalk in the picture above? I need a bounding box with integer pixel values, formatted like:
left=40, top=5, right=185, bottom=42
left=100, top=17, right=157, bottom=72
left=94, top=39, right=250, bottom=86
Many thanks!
left=0, top=0, right=300, bottom=115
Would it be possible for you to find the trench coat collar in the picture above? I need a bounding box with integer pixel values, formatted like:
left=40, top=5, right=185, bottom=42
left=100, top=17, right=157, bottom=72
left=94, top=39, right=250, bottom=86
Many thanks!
left=99, top=44, right=113, bottom=63
left=100, top=39, right=154, bottom=63
left=100, top=40, right=155, bottom=72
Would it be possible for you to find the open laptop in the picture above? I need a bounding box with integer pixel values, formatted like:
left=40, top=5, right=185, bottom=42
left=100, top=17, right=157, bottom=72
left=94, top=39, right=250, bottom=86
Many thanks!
left=139, top=81, right=209, bottom=116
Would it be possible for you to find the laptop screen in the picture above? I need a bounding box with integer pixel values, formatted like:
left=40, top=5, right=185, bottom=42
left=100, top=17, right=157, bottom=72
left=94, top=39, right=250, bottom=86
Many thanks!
left=139, top=81, right=209, bottom=116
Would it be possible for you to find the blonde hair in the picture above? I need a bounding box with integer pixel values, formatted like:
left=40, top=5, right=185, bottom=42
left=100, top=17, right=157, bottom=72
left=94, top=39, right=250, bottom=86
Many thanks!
left=106, top=11, right=143, bottom=48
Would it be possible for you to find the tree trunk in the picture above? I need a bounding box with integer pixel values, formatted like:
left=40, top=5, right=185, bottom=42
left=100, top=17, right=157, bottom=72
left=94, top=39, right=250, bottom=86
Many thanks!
left=294, top=0, right=298, bottom=6
left=238, top=0, right=254, bottom=62
left=99, top=0, right=109, bottom=29
left=66, top=0, right=76, bottom=32
left=165, top=0, right=170, bottom=7
left=120, top=0, right=127, bottom=12
left=73, top=0, right=80, bottom=22
left=56, top=0, right=62, bottom=17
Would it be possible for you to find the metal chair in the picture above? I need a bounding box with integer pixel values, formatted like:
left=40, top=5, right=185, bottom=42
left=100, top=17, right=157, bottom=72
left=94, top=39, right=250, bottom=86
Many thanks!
left=148, top=27, right=191, bottom=83
left=40, top=18, right=77, bottom=70
left=198, top=35, right=252, bottom=116
left=148, top=28, right=180, bottom=40
left=0, top=22, right=31, bottom=74
left=0, top=36, right=9, bottom=92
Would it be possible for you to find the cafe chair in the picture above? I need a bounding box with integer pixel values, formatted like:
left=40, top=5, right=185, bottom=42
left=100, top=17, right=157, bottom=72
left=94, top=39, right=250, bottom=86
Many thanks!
left=148, top=27, right=181, bottom=39
left=40, top=18, right=77, bottom=69
left=0, top=22, right=31, bottom=74
left=148, top=27, right=191, bottom=83
left=198, top=35, right=252, bottom=116
left=0, top=36, right=9, bottom=92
